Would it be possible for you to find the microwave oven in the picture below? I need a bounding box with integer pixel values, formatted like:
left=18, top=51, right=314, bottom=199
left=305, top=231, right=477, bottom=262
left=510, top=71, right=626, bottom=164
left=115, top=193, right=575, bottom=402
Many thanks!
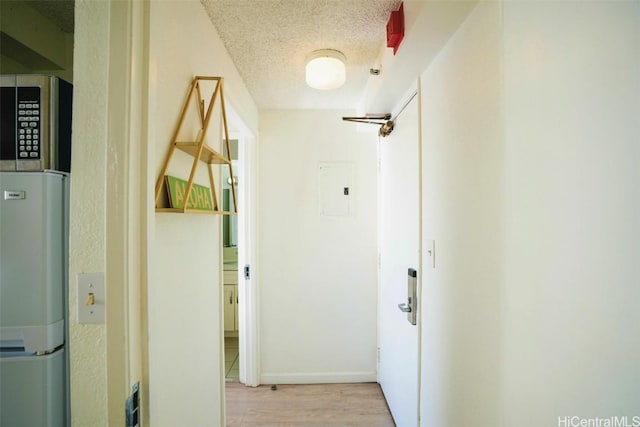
left=0, top=74, right=72, bottom=172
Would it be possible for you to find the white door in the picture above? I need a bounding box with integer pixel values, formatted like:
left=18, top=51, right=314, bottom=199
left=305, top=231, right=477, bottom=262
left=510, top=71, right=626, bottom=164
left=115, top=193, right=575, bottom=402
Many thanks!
left=378, top=93, right=421, bottom=427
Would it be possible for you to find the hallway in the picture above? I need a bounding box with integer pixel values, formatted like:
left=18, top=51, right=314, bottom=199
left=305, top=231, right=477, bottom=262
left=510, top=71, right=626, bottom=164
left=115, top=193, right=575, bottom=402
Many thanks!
left=225, top=383, right=395, bottom=426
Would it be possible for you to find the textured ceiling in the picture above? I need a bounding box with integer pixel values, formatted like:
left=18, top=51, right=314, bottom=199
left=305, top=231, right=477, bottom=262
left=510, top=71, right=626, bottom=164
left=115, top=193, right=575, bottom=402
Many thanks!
left=27, top=0, right=75, bottom=34
left=26, top=0, right=402, bottom=111
left=201, top=0, right=402, bottom=110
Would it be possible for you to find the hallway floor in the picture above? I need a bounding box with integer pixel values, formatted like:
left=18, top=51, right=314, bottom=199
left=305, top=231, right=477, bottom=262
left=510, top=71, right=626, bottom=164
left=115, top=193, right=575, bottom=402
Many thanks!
left=225, top=382, right=395, bottom=426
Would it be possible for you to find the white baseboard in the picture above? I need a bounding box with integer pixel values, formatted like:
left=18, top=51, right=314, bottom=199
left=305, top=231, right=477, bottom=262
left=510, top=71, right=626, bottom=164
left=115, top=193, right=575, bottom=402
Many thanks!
left=260, top=371, right=377, bottom=385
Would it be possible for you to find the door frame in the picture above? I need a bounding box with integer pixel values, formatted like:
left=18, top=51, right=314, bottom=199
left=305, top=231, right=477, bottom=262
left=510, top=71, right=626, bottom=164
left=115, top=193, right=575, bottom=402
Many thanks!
left=220, top=109, right=259, bottom=388
left=236, top=130, right=260, bottom=387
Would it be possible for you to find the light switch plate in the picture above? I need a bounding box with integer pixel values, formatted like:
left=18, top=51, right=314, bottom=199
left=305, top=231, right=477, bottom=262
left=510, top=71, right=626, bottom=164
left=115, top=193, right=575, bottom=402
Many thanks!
left=77, top=272, right=105, bottom=324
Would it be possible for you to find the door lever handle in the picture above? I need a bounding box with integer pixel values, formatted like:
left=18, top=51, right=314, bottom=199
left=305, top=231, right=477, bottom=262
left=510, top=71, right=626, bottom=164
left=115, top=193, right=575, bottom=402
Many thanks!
left=398, top=303, right=412, bottom=313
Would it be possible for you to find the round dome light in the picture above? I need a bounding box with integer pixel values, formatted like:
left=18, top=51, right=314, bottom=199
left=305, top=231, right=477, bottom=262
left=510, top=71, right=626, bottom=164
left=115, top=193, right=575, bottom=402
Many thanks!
left=305, top=49, right=346, bottom=90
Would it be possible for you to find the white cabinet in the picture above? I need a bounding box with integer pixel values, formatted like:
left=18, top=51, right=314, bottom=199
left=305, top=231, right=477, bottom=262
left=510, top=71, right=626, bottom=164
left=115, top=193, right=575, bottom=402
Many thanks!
left=224, top=285, right=237, bottom=332
left=223, top=270, right=238, bottom=284
left=223, top=269, right=239, bottom=333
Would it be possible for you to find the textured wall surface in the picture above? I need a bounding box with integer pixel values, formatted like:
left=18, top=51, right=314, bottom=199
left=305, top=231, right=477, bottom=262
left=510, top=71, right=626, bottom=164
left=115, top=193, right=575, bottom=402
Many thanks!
left=68, top=1, right=109, bottom=425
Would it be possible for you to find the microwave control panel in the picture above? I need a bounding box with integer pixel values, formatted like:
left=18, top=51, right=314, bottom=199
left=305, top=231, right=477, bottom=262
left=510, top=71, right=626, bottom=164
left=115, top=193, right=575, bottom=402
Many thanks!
left=1, top=74, right=73, bottom=172
left=16, top=87, right=41, bottom=160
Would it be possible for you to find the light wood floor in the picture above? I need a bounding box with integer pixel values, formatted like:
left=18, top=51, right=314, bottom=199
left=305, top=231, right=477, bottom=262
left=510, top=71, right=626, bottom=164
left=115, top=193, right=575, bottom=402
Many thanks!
left=225, top=382, right=395, bottom=426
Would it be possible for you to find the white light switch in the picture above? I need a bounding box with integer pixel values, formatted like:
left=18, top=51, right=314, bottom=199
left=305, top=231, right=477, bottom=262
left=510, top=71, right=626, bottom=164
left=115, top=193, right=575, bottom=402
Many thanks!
left=77, top=272, right=105, bottom=324
left=427, top=240, right=436, bottom=268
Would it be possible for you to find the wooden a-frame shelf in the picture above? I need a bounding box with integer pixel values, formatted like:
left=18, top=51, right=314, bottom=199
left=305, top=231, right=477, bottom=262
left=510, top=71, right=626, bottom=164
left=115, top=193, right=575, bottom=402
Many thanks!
left=154, top=76, right=237, bottom=215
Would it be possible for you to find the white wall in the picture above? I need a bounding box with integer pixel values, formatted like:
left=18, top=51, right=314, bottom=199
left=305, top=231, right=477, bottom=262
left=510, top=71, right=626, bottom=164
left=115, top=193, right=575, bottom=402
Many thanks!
left=419, top=2, right=503, bottom=426
left=258, top=110, right=378, bottom=384
left=147, top=1, right=257, bottom=425
left=501, top=2, right=640, bottom=425
left=417, top=1, right=640, bottom=426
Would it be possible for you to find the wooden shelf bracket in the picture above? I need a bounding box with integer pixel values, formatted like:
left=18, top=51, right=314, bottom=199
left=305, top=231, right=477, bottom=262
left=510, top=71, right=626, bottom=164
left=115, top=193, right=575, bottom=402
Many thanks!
left=154, top=76, right=237, bottom=215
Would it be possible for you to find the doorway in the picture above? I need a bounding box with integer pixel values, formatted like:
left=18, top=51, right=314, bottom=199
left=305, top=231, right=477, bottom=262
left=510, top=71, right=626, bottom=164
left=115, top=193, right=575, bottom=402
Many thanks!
left=222, top=139, right=241, bottom=381
left=220, top=112, right=260, bottom=393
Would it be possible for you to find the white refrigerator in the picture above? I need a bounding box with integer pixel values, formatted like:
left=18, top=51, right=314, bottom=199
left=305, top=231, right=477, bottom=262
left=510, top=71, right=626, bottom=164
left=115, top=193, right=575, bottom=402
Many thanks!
left=0, top=171, right=69, bottom=427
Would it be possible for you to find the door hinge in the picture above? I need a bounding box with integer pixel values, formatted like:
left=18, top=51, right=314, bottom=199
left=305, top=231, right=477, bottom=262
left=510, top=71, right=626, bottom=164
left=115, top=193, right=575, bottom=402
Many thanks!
left=244, top=264, right=251, bottom=280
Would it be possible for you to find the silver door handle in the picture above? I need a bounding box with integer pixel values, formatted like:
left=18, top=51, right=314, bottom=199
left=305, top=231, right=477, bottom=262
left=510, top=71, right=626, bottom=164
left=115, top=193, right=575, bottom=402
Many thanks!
left=403, top=269, right=418, bottom=325
left=398, top=303, right=412, bottom=313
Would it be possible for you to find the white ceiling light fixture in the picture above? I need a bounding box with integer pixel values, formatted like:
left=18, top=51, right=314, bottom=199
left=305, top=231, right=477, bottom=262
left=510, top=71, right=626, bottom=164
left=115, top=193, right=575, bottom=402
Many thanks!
left=305, top=49, right=346, bottom=90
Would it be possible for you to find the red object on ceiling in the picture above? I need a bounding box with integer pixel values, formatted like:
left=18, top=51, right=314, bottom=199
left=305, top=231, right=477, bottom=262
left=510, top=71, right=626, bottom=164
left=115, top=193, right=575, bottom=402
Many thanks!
left=386, top=2, right=404, bottom=55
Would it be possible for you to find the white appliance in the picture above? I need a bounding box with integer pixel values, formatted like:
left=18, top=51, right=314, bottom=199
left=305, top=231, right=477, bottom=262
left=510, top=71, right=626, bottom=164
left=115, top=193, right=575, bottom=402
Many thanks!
left=0, top=171, right=69, bottom=427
